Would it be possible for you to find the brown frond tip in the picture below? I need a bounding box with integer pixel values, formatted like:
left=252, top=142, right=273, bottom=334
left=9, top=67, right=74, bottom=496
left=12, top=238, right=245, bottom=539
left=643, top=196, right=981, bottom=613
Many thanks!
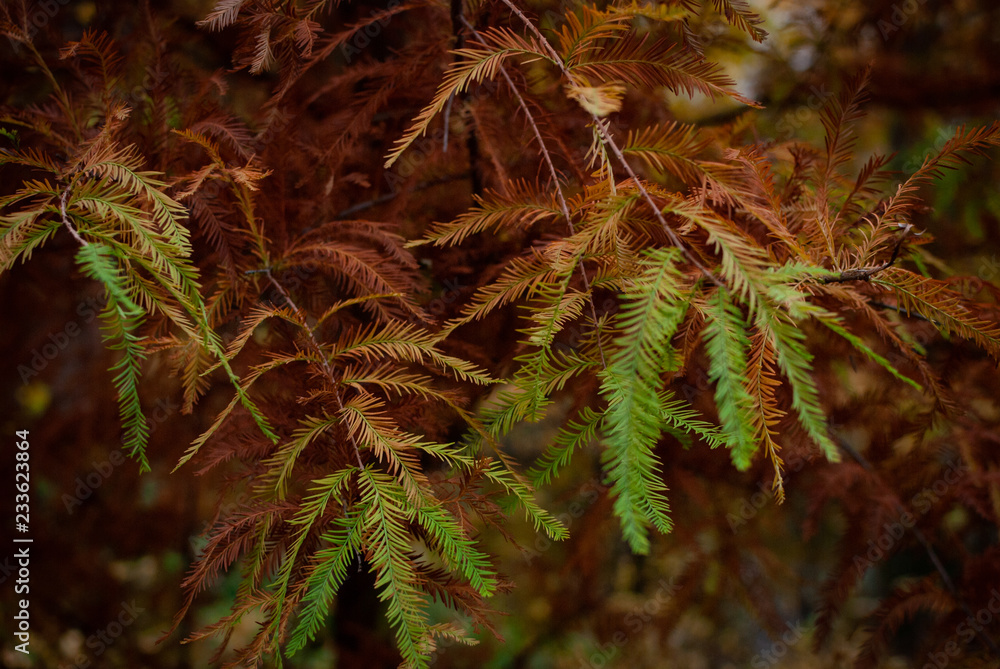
left=198, top=0, right=247, bottom=32
left=711, top=0, right=768, bottom=43
left=818, top=66, right=872, bottom=174
left=854, top=580, right=953, bottom=669
left=6, top=3, right=1000, bottom=668
left=570, top=33, right=760, bottom=108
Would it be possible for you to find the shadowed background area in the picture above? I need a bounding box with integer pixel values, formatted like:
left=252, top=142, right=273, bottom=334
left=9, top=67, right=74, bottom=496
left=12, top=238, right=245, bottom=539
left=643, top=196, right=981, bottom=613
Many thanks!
left=1, top=0, right=999, bottom=667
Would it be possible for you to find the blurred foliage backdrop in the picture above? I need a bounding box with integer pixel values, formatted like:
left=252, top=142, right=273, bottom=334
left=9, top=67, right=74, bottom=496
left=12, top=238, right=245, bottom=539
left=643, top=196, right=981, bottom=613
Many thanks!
left=1, top=0, right=999, bottom=667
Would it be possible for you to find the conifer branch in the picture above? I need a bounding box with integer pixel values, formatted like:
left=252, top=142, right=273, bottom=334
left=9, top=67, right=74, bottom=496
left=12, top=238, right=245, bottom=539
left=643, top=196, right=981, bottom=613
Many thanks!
left=819, top=223, right=914, bottom=284
left=834, top=436, right=1000, bottom=657
left=6, top=5, right=1000, bottom=666
left=262, top=269, right=366, bottom=470
left=460, top=15, right=607, bottom=368
left=494, top=0, right=724, bottom=286
left=59, top=181, right=89, bottom=247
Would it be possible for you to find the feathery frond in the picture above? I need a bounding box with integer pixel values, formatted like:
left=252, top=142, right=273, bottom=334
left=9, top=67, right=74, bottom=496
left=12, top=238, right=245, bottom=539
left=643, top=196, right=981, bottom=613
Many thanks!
left=702, top=287, right=757, bottom=469
left=599, top=247, right=691, bottom=553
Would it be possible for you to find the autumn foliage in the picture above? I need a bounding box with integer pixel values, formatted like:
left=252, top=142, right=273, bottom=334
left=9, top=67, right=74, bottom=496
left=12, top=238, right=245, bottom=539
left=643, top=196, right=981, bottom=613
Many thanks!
left=2, top=0, right=1000, bottom=667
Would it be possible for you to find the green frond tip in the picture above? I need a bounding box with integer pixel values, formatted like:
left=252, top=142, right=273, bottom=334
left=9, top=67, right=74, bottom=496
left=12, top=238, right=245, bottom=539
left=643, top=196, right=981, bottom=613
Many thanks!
left=813, top=312, right=922, bottom=391
left=286, top=511, right=365, bottom=655
left=270, top=466, right=359, bottom=635
left=104, top=312, right=151, bottom=472
left=600, top=375, right=674, bottom=555
left=659, top=391, right=730, bottom=451
left=413, top=503, right=499, bottom=596
left=75, top=243, right=143, bottom=318
left=357, top=467, right=431, bottom=668
left=755, top=302, right=840, bottom=462
left=287, top=466, right=497, bottom=663
left=0, top=127, right=20, bottom=145
left=76, top=243, right=152, bottom=471
left=481, top=458, right=569, bottom=540
left=703, top=287, right=758, bottom=470
left=529, top=406, right=606, bottom=487
left=600, top=247, right=691, bottom=554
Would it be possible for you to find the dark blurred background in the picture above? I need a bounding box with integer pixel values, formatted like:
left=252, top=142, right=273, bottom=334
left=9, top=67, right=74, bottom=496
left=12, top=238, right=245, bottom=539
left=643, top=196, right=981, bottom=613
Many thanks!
left=1, top=1, right=999, bottom=667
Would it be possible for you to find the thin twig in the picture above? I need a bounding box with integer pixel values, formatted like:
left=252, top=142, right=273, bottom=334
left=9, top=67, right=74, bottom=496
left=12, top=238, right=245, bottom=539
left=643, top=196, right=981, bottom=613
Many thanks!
left=835, top=436, right=1000, bottom=657
left=442, top=92, right=455, bottom=152
left=263, top=269, right=366, bottom=470
left=460, top=14, right=607, bottom=368
left=334, top=173, right=473, bottom=220
left=820, top=263, right=893, bottom=283
left=336, top=192, right=399, bottom=218
left=60, top=182, right=89, bottom=246
left=866, top=301, right=937, bottom=324
left=821, top=225, right=916, bottom=284
left=495, top=0, right=722, bottom=286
